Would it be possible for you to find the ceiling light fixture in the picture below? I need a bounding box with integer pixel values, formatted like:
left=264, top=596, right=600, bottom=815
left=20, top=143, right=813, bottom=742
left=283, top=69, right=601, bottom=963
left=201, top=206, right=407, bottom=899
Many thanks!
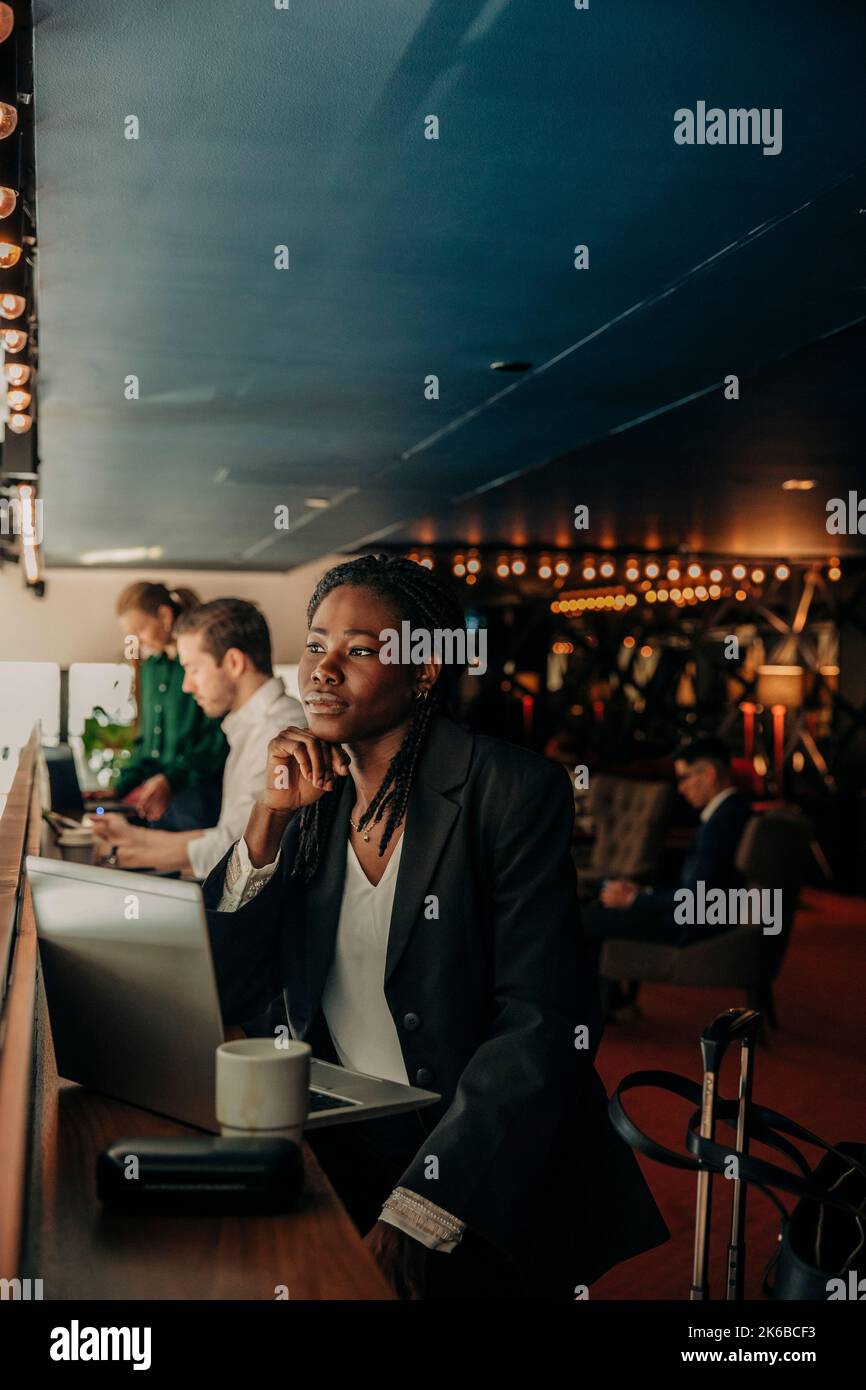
left=81, top=546, right=164, bottom=565
left=7, top=412, right=32, bottom=433
left=781, top=479, right=816, bottom=491
left=0, top=292, right=25, bottom=319
left=0, top=4, right=14, bottom=43
left=0, top=102, right=17, bottom=139
left=16, top=483, right=40, bottom=586
left=4, top=361, right=30, bottom=385
left=0, top=186, right=16, bottom=218
left=0, top=327, right=27, bottom=351
left=0, top=239, right=21, bottom=268
left=7, top=387, right=31, bottom=410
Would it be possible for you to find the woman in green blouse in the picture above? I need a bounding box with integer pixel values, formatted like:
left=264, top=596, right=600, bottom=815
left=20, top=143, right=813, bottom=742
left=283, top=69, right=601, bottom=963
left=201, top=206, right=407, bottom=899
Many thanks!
left=114, top=581, right=228, bottom=828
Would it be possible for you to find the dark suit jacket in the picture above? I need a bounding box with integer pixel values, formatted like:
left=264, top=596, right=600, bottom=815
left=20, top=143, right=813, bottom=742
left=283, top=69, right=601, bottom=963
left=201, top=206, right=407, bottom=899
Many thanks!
left=635, top=791, right=753, bottom=944
left=202, top=716, right=669, bottom=1293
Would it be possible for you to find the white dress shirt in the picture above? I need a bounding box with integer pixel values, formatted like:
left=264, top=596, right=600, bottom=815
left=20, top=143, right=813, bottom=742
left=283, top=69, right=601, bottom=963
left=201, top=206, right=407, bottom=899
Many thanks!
left=700, top=785, right=738, bottom=824
left=186, top=677, right=303, bottom=880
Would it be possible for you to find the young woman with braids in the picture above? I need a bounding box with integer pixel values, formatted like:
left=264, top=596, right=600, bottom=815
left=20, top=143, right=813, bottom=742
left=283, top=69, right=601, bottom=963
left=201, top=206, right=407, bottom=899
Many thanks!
left=202, top=555, right=668, bottom=1300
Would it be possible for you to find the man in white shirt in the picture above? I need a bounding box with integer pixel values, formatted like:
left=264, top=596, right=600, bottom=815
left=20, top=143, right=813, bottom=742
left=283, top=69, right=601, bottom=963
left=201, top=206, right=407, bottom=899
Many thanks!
left=92, top=599, right=304, bottom=877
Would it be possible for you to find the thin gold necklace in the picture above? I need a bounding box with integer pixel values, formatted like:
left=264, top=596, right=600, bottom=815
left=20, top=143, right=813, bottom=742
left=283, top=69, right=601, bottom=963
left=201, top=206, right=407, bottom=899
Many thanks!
left=350, top=787, right=397, bottom=843
left=349, top=796, right=372, bottom=842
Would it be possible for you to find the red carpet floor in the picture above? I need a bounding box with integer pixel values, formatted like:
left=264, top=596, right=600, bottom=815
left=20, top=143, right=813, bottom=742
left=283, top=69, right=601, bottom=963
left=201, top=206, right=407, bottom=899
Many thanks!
left=591, top=888, right=866, bottom=1300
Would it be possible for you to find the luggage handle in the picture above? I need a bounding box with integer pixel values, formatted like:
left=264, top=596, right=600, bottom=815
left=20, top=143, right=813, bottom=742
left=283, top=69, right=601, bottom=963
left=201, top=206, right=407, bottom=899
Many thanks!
left=610, top=1005, right=866, bottom=1301
left=692, top=1009, right=760, bottom=1300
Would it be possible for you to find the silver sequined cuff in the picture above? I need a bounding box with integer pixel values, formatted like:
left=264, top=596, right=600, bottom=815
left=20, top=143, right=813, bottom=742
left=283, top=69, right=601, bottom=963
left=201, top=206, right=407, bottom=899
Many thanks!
left=380, top=1187, right=466, bottom=1252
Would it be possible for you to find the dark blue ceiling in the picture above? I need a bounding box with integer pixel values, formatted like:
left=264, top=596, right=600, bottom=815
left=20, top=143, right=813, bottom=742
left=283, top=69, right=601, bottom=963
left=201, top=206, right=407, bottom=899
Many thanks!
left=31, top=0, right=866, bottom=567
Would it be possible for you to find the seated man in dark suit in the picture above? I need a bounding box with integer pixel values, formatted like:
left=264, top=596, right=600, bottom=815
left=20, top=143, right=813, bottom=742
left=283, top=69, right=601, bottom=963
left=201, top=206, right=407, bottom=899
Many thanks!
left=583, top=737, right=753, bottom=985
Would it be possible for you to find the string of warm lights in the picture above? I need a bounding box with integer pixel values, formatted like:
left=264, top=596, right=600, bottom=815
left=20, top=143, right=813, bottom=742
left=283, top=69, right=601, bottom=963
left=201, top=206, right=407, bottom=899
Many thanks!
left=0, top=4, right=41, bottom=594
left=0, top=2, right=35, bottom=439
left=404, top=550, right=844, bottom=595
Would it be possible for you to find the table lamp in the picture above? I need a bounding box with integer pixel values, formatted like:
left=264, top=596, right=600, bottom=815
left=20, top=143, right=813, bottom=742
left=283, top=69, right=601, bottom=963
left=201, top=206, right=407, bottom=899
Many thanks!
left=756, top=665, right=804, bottom=792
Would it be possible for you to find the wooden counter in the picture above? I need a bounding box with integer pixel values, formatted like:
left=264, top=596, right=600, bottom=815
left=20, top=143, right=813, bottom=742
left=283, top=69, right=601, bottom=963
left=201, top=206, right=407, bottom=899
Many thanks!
left=1, top=731, right=395, bottom=1301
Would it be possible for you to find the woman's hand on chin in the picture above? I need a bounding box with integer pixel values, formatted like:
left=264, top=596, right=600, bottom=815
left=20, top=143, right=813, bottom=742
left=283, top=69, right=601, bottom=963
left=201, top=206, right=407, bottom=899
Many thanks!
left=261, top=726, right=351, bottom=813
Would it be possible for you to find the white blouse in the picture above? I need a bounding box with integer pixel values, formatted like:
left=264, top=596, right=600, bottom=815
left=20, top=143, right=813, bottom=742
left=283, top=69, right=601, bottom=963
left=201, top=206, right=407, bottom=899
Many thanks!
left=320, top=836, right=408, bottom=1084
left=219, top=834, right=407, bottom=1082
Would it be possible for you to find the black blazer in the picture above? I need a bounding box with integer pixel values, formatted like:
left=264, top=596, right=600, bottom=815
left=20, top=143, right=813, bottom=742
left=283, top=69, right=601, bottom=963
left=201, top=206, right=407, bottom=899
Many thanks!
left=680, top=792, right=753, bottom=895
left=202, top=716, right=669, bottom=1292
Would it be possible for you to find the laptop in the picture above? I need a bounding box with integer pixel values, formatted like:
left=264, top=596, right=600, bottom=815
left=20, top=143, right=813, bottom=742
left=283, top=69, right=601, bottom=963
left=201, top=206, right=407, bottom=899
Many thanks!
left=26, top=856, right=441, bottom=1133
left=43, top=744, right=130, bottom=820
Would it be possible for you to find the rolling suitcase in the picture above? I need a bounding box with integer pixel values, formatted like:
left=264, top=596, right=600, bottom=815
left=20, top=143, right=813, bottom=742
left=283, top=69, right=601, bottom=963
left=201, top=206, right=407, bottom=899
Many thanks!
left=609, top=1005, right=866, bottom=1300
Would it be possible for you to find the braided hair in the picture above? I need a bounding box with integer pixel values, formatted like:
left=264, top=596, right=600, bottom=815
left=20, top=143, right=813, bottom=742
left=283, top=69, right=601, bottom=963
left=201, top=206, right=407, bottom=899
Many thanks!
left=292, top=554, right=467, bottom=882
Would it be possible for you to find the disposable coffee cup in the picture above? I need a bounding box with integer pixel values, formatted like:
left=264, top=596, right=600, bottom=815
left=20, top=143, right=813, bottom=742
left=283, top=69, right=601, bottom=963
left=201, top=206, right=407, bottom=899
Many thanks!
left=215, top=1038, right=311, bottom=1143
left=58, top=830, right=96, bottom=865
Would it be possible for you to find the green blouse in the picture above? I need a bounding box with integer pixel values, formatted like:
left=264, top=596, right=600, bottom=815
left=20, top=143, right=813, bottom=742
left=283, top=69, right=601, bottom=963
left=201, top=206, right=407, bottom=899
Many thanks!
left=114, top=652, right=228, bottom=795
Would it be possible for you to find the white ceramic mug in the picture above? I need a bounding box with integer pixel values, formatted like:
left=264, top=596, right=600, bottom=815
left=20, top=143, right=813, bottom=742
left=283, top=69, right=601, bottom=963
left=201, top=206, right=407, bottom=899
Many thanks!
left=215, top=1038, right=311, bottom=1143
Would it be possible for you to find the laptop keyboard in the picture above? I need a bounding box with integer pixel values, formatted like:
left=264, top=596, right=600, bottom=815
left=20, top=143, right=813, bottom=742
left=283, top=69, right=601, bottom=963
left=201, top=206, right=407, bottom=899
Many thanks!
left=308, top=1088, right=362, bottom=1113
